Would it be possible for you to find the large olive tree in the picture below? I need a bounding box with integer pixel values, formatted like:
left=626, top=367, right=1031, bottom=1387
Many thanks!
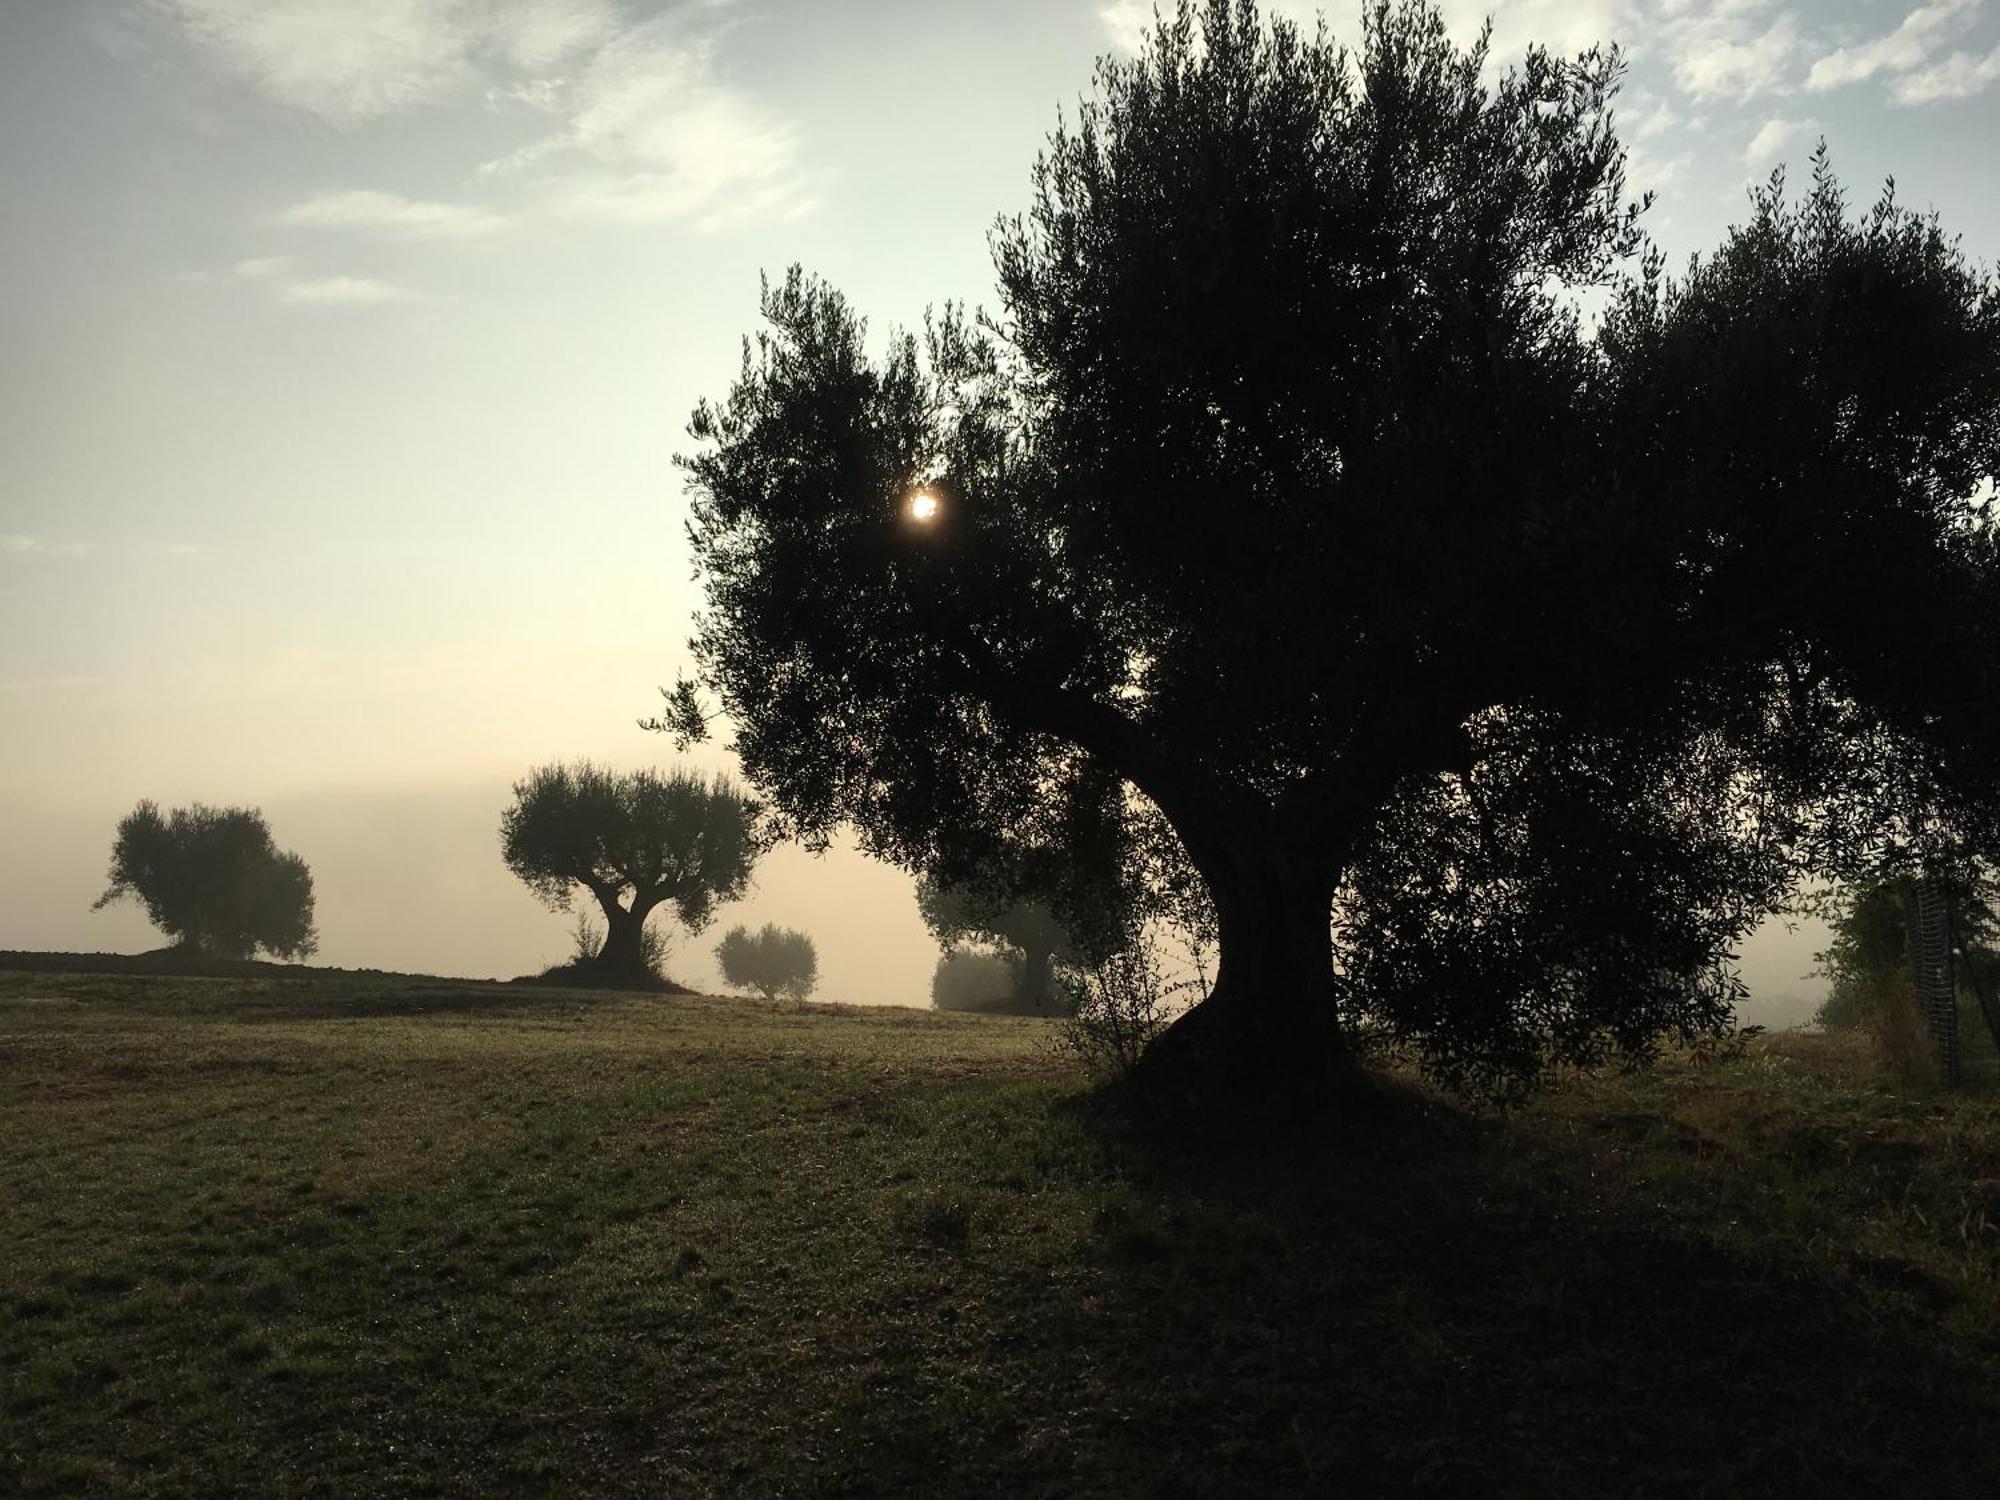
left=665, top=1, right=2000, bottom=1104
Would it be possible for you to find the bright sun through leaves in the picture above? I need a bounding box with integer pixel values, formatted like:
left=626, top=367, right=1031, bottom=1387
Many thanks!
left=908, top=491, right=941, bottom=523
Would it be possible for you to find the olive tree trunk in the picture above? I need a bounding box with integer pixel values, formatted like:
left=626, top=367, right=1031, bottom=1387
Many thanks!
left=1018, top=942, right=1058, bottom=1012
left=1131, top=825, right=1358, bottom=1109
left=592, top=895, right=661, bottom=985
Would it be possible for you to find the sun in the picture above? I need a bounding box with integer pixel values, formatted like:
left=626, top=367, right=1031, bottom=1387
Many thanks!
left=908, top=491, right=941, bottom=523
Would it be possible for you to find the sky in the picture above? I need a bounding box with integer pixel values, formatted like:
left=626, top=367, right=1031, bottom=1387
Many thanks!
left=3, top=0, right=1997, bottom=1018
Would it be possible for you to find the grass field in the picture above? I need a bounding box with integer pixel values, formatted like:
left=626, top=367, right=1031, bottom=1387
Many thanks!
left=4, top=966, right=2000, bottom=1497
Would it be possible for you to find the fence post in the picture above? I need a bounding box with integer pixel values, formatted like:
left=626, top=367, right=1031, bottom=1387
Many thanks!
left=1911, top=879, right=1960, bottom=1086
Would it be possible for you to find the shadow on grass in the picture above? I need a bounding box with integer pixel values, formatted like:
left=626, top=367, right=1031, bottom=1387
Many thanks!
left=812, top=1086, right=2000, bottom=1497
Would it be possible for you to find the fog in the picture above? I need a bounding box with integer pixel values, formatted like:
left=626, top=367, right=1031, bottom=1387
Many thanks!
left=1, top=782, right=939, bottom=1007
left=0, top=781, right=1828, bottom=1025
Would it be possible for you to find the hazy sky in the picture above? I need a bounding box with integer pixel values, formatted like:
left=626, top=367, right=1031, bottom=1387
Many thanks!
left=5, top=0, right=1998, bottom=1016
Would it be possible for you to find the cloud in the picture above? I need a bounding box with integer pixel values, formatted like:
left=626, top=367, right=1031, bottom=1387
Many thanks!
left=3, top=535, right=89, bottom=558
left=483, top=13, right=818, bottom=230
left=158, top=0, right=618, bottom=124
left=1665, top=5, right=1803, bottom=102
left=281, top=275, right=421, bottom=306
left=161, top=2, right=817, bottom=233
left=1625, top=143, right=1692, bottom=195
left=1439, top=1, right=1636, bottom=61
left=1892, top=40, right=2000, bottom=100
left=1806, top=0, right=1983, bottom=91
left=272, top=188, right=504, bottom=237
left=159, top=543, right=204, bottom=557
left=231, top=255, right=295, bottom=279
left=1743, top=115, right=1820, bottom=167
left=0, top=676, right=93, bottom=694
left=185, top=257, right=424, bottom=306
left=1620, top=90, right=1681, bottom=142
left=1097, top=1, right=1157, bottom=53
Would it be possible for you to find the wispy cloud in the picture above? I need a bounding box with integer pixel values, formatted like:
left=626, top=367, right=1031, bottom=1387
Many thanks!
left=272, top=188, right=504, bottom=238
left=158, top=0, right=619, bottom=124
left=0, top=675, right=93, bottom=694
left=1097, top=1, right=1157, bottom=53
left=1439, top=1, right=1637, bottom=61
left=1807, top=0, right=1984, bottom=92
left=482, top=13, right=819, bottom=230
left=3, top=535, right=89, bottom=558
left=159, top=543, right=204, bottom=557
left=1743, top=115, right=1821, bottom=167
left=231, top=255, right=295, bottom=279
left=1620, top=91, right=1682, bottom=143
left=282, top=275, right=421, bottom=306
left=1893, top=40, right=2000, bottom=101
left=1665, top=4, right=1803, bottom=102
left=160, top=1, right=817, bottom=233
left=1626, top=143, right=1692, bottom=196
left=184, top=255, right=422, bottom=308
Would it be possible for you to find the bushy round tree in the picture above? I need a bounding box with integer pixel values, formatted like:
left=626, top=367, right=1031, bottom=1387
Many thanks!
left=716, top=923, right=818, bottom=1001
left=667, top=0, right=2000, bottom=1105
left=92, top=801, right=317, bottom=961
left=501, top=763, right=757, bottom=984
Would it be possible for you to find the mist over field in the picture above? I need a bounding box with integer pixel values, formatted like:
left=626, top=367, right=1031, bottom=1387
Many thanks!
left=0, top=786, right=1828, bottom=1020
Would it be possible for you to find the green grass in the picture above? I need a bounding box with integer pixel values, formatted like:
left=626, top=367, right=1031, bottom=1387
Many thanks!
left=4, top=968, right=1999, bottom=1497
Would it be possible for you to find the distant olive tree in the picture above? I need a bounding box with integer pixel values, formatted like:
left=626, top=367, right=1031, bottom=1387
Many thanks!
left=92, top=801, right=317, bottom=961
left=716, top=923, right=818, bottom=1001
left=501, top=763, right=757, bottom=985
left=917, top=880, right=1079, bottom=1012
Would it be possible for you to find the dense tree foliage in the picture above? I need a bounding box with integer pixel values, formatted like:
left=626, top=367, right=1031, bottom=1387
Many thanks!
left=716, top=922, right=818, bottom=1001
left=92, top=801, right=316, bottom=961
left=670, top=0, right=2000, bottom=1103
left=500, top=763, right=756, bottom=984
left=1811, top=872, right=2000, bottom=1033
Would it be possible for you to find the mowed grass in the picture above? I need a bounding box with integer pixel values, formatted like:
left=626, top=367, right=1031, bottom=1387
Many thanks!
left=4, top=969, right=2000, bottom=1497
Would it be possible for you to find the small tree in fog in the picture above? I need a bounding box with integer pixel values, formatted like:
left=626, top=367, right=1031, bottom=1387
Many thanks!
left=92, top=801, right=317, bottom=961
left=501, top=763, right=757, bottom=985
left=716, top=923, right=818, bottom=1001
left=917, top=880, right=1080, bottom=1012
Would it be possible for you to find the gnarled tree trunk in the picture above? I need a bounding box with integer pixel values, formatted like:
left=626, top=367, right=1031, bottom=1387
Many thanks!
left=591, top=894, right=660, bottom=984
left=1131, top=826, right=1360, bottom=1111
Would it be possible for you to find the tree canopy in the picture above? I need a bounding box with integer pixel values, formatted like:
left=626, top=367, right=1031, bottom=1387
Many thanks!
left=669, top=0, right=2000, bottom=1103
left=1811, top=872, right=2000, bottom=1038
left=500, top=763, right=757, bottom=983
left=92, top=801, right=317, bottom=961
left=911, top=792, right=1145, bottom=1011
left=716, top=923, right=819, bottom=1002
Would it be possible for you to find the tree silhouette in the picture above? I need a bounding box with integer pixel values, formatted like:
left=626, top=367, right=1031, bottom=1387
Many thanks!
left=917, top=880, right=1078, bottom=1013
left=92, top=801, right=317, bottom=961
left=667, top=1, right=2000, bottom=1104
left=715, top=923, right=818, bottom=1002
left=501, top=763, right=757, bottom=985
